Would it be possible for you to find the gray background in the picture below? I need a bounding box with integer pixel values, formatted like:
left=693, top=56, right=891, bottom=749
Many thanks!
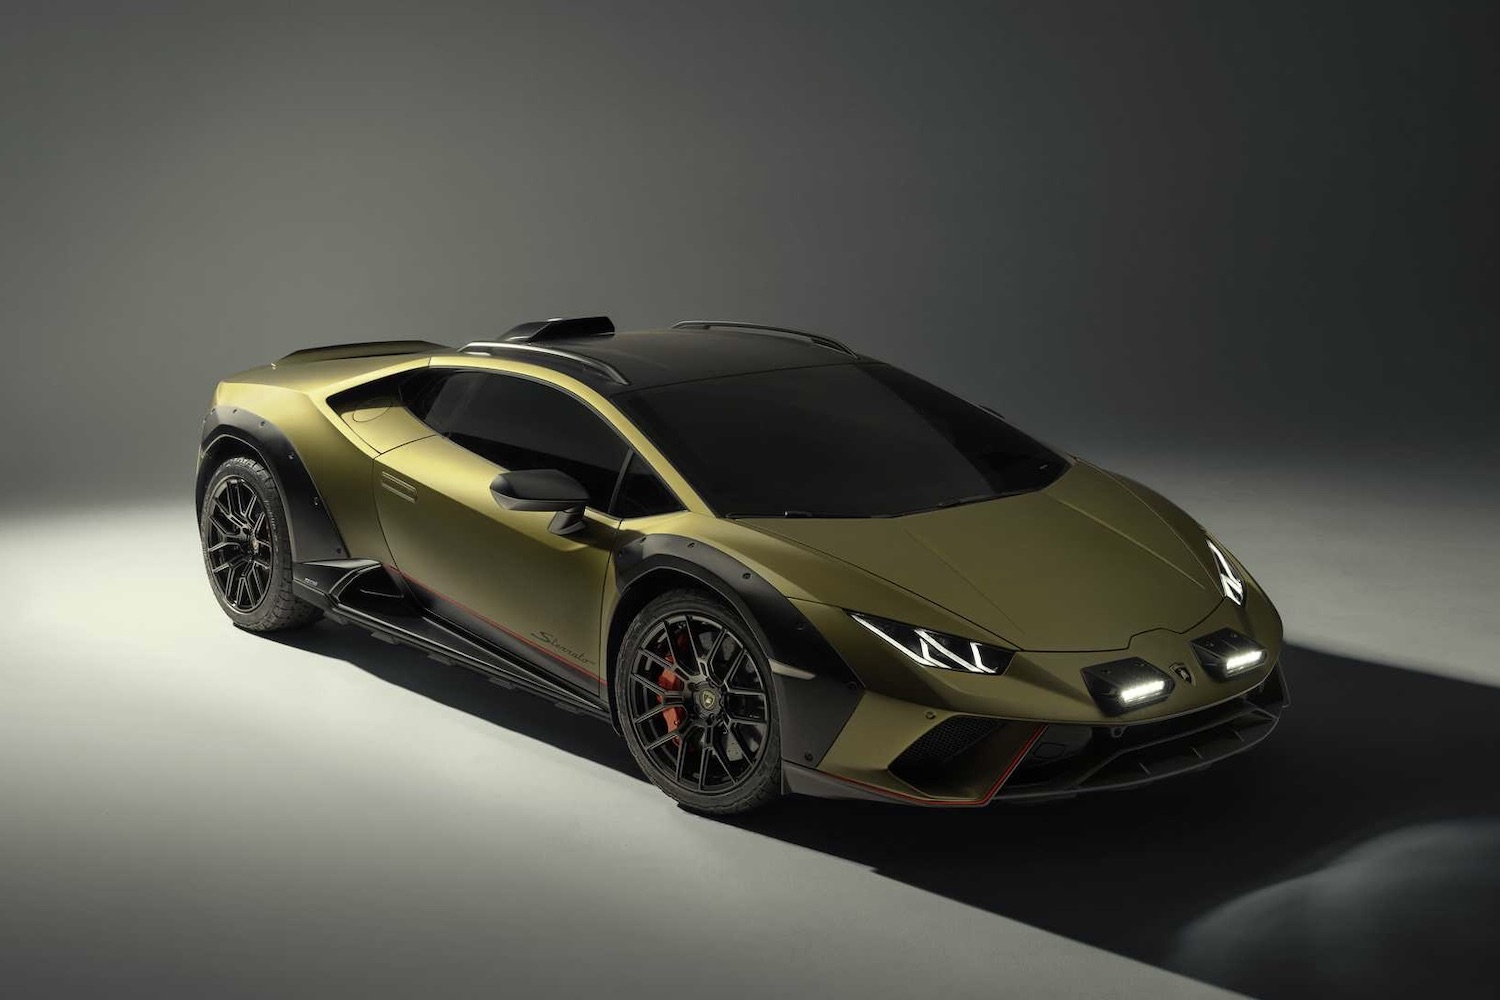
left=3, top=4, right=1499, bottom=999
left=2, top=0, right=1495, bottom=504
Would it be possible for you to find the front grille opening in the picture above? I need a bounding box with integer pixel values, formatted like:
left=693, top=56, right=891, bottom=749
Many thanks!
left=890, top=716, right=1002, bottom=782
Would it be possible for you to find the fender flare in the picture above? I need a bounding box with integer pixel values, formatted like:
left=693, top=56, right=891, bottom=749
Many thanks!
left=196, top=406, right=348, bottom=563
left=613, top=534, right=862, bottom=768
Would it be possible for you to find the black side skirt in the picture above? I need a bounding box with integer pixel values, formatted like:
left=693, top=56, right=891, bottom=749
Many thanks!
left=294, top=559, right=611, bottom=723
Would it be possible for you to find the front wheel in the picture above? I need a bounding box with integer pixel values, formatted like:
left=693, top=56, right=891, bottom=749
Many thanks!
left=615, top=590, right=782, bottom=814
left=199, top=455, right=322, bottom=632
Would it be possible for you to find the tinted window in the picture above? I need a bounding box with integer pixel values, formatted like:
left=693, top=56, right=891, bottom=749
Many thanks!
left=401, top=370, right=452, bottom=423
left=609, top=452, right=682, bottom=519
left=416, top=371, right=628, bottom=508
left=616, top=363, right=1067, bottom=517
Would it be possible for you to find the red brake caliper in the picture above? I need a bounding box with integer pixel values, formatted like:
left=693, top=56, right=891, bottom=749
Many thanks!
left=658, top=639, right=686, bottom=739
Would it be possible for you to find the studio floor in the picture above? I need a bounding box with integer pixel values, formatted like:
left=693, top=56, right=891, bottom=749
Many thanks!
left=3, top=455, right=1497, bottom=998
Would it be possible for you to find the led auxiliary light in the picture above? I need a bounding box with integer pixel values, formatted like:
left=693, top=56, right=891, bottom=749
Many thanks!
left=850, top=613, right=1014, bottom=675
left=1080, top=658, right=1175, bottom=716
left=1117, top=678, right=1169, bottom=705
left=1191, top=628, right=1268, bottom=681
left=1223, top=649, right=1265, bottom=673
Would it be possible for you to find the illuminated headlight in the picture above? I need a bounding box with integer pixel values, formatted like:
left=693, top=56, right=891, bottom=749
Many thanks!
left=850, top=612, right=1014, bottom=675
left=1206, top=538, right=1245, bottom=605
left=1081, top=658, right=1175, bottom=715
left=1191, top=628, right=1267, bottom=680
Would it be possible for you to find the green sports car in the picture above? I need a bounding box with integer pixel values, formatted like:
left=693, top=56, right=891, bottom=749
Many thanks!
left=196, top=316, right=1286, bottom=813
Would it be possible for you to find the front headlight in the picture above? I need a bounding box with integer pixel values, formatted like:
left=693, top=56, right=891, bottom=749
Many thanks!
left=850, top=612, right=1015, bottom=675
left=1206, top=537, right=1245, bottom=605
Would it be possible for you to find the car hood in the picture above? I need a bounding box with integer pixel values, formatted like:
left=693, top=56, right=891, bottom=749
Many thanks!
left=739, top=462, right=1222, bottom=652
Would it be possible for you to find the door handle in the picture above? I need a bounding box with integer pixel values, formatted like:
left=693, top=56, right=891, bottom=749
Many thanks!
left=379, top=471, right=417, bottom=503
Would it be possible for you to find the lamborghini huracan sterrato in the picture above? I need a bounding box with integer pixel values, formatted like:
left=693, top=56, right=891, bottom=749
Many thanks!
left=196, top=316, right=1287, bottom=813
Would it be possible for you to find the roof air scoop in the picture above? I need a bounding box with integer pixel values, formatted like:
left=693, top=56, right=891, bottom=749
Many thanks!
left=502, top=316, right=615, bottom=342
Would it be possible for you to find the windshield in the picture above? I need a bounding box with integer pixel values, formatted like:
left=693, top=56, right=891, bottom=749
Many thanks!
left=615, top=362, right=1068, bottom=517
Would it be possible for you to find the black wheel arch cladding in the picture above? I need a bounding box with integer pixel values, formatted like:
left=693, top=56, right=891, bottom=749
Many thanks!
left=197, top=406, right=348, bottom=563
left=614, top=533, right=862, bottom=769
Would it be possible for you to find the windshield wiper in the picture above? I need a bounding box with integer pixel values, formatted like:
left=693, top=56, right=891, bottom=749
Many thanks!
left=729, top=489, right=1038, bottom=519
left=724, top=510, right=869, bottom=519
left=935, top=493, right=1001, bottom=509
left=728, top=496, right=1005, bottom=519
left=895, top=492, right=1014, bottom=516
left=779, top=509, right=866, bottom=518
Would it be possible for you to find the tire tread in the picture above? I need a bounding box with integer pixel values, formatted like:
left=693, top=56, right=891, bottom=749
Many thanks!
left=200, top=455, right=322, bottom=632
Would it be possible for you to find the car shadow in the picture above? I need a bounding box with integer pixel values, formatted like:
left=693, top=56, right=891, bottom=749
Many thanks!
left=725, top=645, right=1500, bottom=998
left=269, top=623, right=1500, bottom=998
left=264, top=620, right=643, bottom=781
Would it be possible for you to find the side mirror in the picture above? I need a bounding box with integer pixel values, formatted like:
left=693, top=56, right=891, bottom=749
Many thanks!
left=490, top=469, right=590, bottom=536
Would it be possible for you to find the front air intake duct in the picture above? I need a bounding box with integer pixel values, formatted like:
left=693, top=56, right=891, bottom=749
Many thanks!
left=890, top=716, right=1003, bottom=776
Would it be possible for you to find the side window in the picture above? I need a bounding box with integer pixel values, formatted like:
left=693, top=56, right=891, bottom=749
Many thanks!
left=609, top=452, right=683, bottom=519
left=401, top=370, right=460, bottom=427
left=418, top=371, right=629, bottom=509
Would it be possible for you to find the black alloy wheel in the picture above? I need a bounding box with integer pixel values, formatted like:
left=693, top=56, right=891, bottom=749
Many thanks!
left=199, top=455, right=322, bottom=632
left=617, top=590, right=782, bottom=813
left=205, top=475, right=273, bottom=612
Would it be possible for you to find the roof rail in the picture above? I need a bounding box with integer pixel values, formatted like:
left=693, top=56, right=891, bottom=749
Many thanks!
left=502, top=316, right=614, bottom=342
left=459, top=341, right=630, bottom=386
left=670, top=320, right=857, bottom=357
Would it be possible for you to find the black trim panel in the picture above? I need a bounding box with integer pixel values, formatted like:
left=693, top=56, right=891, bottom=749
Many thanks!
left=613, top=534, right=862, bottom=769
left=782, top=762, right=896, bottom=803
left=396, top=568, right=603, bottom=697
left=292, top=558, right=384, bottom=606
left=303, top=561, right=611, bottom=721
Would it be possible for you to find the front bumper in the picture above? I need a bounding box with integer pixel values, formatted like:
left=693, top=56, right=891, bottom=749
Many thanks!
left=1000, top=662, right=1287, bottom=800
left=777, top=588, right=1287, bottom=806
left=784, top=662, right=1288, bottom=806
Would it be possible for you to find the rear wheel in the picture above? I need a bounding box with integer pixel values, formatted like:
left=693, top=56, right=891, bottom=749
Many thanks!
left=199, top=456, right=322, bottom=632
left=615, top=590, right=782, bottom=814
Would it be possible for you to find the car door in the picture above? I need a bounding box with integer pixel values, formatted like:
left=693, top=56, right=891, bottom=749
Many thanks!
left=374, top=369, right=630, bottom=694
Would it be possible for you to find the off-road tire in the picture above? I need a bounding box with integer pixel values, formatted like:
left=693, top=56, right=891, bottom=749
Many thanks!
left=616, top=589, right=782, bottom=814
left=200, top=456, right=322, bottom=632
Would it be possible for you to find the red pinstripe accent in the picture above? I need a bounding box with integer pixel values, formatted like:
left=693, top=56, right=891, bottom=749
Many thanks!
left=819, top=724, right=1046, bottom=807
left=383, top=564, right=601, bottom=684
